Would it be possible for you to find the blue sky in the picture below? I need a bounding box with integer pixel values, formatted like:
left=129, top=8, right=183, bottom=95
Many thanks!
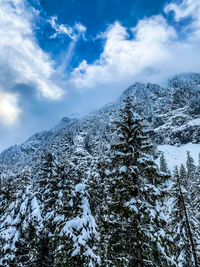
left=0, top=0, right=200, bottom=150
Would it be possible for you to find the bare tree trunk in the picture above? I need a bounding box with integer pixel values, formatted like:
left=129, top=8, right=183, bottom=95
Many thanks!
left=178, top=180, right=199, bottom=267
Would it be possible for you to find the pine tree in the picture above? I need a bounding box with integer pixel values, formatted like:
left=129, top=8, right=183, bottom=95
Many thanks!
left=186, top=151, right=196, bottom=184
left=0, top=175, right=17, bottom=267
left=179, top=164, right=187, bottom=187
left=88, top=156, right=109, bottom=265
left=33, top=152, right=57, bottom=266
left=170, top=165, right=199, bottom=266
left=188, top=157, right=200, bottom=266
left=101, top=96, right=175, bottom=266
left=55, top=131, right=100, bottom=266
left=160, top=152, right=170, bottom=174
left=170, top=166, right=192, bottom=266
left=185, top=153, right=199, bottom=266
left=53, top=162, right=79, bottom=266
left=0, top=169, right=35, bottom=267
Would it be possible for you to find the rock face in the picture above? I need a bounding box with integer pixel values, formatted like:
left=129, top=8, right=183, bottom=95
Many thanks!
left=1, top=72, right=200, bottom=177
left=122, top=73, right=200, bottom=145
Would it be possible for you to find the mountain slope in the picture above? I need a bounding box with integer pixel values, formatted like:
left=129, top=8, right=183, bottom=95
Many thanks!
left=0, top=73, right=200, bottom=266
left=1, top=72, right=200, bottom=176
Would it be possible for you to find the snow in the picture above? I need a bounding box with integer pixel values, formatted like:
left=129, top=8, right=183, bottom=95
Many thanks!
left=169, top=118, right=200, bottom=133
left=31, top=196, right=43, bottom=222
left=0, top=73, right=200, bottom=265
left=53, top=214, right=65, bottom=223
left=130, top=205, right=138, bottom=213
left=180, top=185, right=187, bottom=193
left=20, top=197, right=28, bottom=215
left=157, top=143, right=200, bottom=172
left=69, top=199, right=73, bottom=207
left=61, top=195, right=99, bottom=263
left=119, top=166, right=127, bottom=174
left=126, top=198, right=138, bottom=213
left=104, top=169, right=110, bottom=175
left=75, top=183, right=86, bottom=193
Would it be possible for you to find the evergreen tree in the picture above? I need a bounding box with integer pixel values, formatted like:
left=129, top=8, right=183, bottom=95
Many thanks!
left=33, top=152, right=57, bottom=266
left=184, top=153, right=199, bottom=266
left=170, top=166, right=192, bottom=266
left=0, top=169, right=35, bottom=267
left=170, top=165, right=199, bottom=267
left=160, top=152, right=170, bottom=174
left=0, top=175, right=17, bottom=267
left=101, top=96, right=175, bottom=266
left=188, top=158, right=200, bottom=266
left=55, top=131, right=100, bottom=267
left=179, top=164, right=187, bottom=187
left=186, top=151, right=196, bottom=184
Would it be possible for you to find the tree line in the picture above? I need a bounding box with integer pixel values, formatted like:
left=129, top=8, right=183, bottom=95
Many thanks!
left=0, top=96, right=199, bottom=266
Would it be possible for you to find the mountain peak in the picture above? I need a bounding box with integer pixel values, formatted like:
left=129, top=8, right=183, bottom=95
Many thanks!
left=51, top=117, right=77, bottom=132
left=168, top=72, right=200, bottom=90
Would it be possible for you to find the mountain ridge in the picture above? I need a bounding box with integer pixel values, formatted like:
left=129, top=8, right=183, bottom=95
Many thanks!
left=1, top=72, right=200, bottom=177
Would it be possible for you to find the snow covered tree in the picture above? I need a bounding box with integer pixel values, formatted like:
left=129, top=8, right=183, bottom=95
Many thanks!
left=55, top=131, right=100, bottom=267
left=186, top=151, right=196, bottom=184
left=170, top=166, right=199, bottom=267
left=101, top=96, right=175, bottom=266
left=179, top=164, right=187, bottom=186
left=183, top=153, right=199, bottom=265
left=0, top=169, right=37, bottom=267
left=187, top=159, right=200, bottom=266
left=170, top=166, right=192, bottom=266
left=58, top=170, right=99, bottom=266
left=0, top=175, right=17, bottom=266
left=160, top=152, right=170, bottom=174
left=33, top=152, right=57, bottom=266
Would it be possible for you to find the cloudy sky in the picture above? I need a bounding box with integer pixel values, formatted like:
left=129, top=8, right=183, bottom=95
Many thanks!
left=0, top=0, right=200, bottom=151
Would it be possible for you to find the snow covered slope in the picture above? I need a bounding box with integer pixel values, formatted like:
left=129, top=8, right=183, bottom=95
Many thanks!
left=0, top=72, right=200, bottom=177
left=157, top=143, right=200, bottom=172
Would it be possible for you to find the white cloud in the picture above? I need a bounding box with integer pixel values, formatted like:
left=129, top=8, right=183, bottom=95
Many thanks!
left=164, top=0, right=200, bottom=22
left=49, top=16, right=86, bottom=41
left=70, top=0, right=200, bottom=91
left=0, top=0, right=63, bottom=103
left=164, top=0, right=200, bottom=38
left=0, top=90, right=21, bottom=125
left=70, top=16, right=177, bottom=88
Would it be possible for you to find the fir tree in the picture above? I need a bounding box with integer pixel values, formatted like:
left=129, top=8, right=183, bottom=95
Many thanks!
left=160, top=152, right=170, bottom=174
left=170, top=165, right=199, bottom=267
left=170, top=166, right=192, bottom=266
left=34, top=152, right=57, bottom=266
left=101, top=96, right=175, bottom=266
left=187, top=159, right=200, bottom=266
left=55, top=131, right=100, bottom=267
left=179, top=164, right=187, bottom=187
left=186, top=151, right=196, bottom=184
left=0, top=169, right=35, bottom=267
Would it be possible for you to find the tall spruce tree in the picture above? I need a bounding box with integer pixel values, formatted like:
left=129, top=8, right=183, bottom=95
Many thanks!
left=187, top=157, right=200, bottom=266
left=186, top=151, right=196, bottom=184
left=160, top=152, right=170, bottom=174
left=185, top=153, right=199, bottom=266
left=0, top=169, right=35, bottom=267
left=0, top=175, right=17, bottom=267
left=170, top=166, right=192, bottom=266
left=55, top=131, right=100, bottom=267
left=170, top=165, right=199, bottom=267
left=101, top=96, right=176, bottom=266
left=34, top=152, right=57, bottom=267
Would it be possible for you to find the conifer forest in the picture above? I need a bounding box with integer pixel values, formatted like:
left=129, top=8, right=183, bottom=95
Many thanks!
left=0, top=74, right=200, bottom=266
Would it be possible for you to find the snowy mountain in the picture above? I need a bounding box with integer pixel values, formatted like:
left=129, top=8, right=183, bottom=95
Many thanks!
left=1, top=73, right=200, bottom=176
left=0, top=73, right=200, bottom=266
